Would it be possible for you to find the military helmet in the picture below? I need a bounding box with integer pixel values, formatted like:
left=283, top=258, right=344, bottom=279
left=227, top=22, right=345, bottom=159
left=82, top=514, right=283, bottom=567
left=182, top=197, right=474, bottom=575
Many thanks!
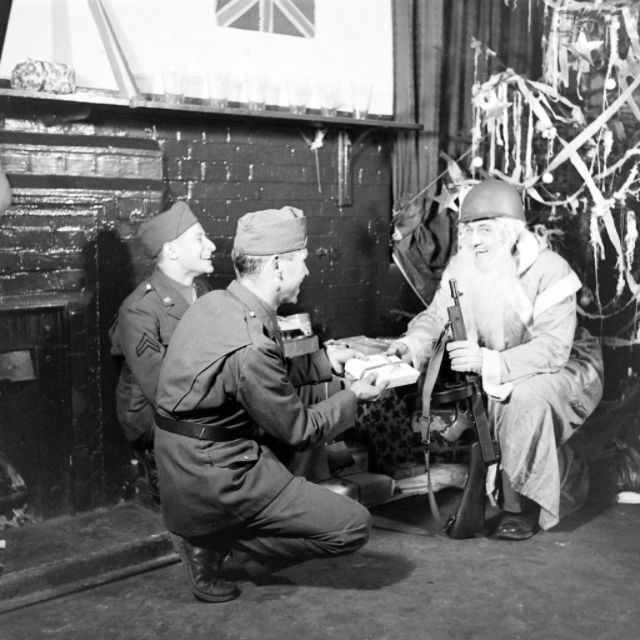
left=459, top=179, right=525, bottom=223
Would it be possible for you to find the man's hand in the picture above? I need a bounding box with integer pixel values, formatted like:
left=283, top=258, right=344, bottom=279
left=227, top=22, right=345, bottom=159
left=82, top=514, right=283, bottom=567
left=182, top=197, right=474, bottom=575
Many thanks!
left=446, top=340, right=482, bottom=374
left=349, top=373, right=388, bottom=403
left=324, top=342, right=363, bottom=375
left=385, top=340, right=412, bottom=364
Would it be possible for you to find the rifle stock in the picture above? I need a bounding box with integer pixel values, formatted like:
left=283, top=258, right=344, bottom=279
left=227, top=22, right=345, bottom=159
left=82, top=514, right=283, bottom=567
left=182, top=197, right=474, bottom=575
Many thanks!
left=445, top=442, right=486, bottom=539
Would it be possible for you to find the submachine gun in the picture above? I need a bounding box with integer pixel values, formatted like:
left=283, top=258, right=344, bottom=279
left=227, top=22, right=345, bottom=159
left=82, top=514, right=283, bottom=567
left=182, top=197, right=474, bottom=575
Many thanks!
left=421, top=279, right=500, bottom=539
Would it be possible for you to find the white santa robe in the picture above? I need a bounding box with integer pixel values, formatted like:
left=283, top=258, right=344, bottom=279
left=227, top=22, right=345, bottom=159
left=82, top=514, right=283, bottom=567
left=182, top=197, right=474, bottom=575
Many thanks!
left=400, top=230, right=603, bottom=529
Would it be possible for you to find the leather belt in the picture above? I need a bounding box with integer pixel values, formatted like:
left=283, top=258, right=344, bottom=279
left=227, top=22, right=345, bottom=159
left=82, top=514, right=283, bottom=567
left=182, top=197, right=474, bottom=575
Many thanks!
left=155, top=413, right=253, bottom=442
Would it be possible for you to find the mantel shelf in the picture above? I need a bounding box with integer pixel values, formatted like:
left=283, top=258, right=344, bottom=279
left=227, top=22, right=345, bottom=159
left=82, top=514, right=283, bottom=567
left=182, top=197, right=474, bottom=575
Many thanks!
left=0, top=88, right=422, bottom=132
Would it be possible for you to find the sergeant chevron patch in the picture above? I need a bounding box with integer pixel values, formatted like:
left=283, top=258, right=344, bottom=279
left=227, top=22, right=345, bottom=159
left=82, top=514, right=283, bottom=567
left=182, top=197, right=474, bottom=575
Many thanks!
left=136, top=332, right=162, bottom=357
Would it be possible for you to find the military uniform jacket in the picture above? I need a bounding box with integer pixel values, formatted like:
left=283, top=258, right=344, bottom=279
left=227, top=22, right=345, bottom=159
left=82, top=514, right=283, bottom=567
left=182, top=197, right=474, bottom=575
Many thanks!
left=154, top=280, right=358, bottom=537
left=109, top=267, right=209, bottom=444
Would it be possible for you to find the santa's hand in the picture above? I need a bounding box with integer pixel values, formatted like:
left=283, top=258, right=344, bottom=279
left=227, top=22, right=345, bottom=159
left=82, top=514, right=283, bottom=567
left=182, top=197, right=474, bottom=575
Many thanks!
left=385, top=340, right=412, bottom=364
left=446, top=340, right=482, bottom=374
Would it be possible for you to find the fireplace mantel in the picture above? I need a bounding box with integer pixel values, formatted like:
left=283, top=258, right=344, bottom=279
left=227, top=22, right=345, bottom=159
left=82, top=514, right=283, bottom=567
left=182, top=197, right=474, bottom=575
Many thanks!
left=0, top=87, right=422, bottom=132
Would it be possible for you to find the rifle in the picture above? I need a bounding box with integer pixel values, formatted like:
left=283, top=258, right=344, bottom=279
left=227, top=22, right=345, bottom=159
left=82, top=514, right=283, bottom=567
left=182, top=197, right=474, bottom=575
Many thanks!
left=421, top=278, right=500, bottom=539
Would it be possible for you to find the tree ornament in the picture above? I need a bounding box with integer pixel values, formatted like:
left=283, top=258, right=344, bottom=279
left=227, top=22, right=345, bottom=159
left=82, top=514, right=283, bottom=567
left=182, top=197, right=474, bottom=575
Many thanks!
left=433, top=184, right=460, bottom=214
left=566, top=30, right=603, bottom=77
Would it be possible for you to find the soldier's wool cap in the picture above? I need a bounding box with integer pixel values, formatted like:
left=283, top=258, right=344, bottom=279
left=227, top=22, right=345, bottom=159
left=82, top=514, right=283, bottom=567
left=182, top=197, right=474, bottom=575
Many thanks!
left=138, top=201, right=199, bottom=258
left=459, top=179, right=525, bottom=223
left=233, top=206, right=307, bottom=255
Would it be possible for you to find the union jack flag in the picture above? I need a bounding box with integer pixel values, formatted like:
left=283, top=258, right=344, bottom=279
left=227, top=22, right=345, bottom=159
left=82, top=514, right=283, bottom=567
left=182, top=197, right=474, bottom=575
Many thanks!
left=215, top=0, right=315, bottom=38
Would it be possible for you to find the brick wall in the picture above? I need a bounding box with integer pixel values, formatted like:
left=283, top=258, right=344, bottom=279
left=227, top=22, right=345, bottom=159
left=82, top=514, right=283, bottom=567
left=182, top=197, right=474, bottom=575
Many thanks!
left=147, top=118, right=409, bottom=338
left=0, top=117, right=417, bottom=335
left=0, top=102, right=422, bottom=514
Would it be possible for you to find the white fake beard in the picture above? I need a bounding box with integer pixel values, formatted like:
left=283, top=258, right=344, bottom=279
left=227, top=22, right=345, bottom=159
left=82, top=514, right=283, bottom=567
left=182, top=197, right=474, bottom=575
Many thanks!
left=448, top=243, right=523, bottom=350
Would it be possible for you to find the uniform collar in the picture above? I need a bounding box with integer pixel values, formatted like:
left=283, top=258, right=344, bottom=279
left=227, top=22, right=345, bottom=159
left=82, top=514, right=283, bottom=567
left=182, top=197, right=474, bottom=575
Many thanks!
left=228, top=280, right=281, bottom=341
left=148, top=267, right=191, bottom=318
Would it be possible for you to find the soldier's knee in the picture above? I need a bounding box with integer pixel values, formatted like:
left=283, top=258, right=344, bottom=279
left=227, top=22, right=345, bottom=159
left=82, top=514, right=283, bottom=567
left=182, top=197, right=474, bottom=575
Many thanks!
left=336, top=503, right=371, bottom=553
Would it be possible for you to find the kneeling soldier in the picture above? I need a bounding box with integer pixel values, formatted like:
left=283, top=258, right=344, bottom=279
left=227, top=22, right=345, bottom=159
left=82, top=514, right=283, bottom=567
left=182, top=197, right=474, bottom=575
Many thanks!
left=155, top=206, right=385, bottom=602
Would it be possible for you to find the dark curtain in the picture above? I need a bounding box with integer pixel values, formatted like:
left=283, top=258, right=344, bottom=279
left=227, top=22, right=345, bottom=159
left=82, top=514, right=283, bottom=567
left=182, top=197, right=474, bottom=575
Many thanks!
left=391, top=0, right=452, bottom=306
left=391, top=0, right=544, bottom=307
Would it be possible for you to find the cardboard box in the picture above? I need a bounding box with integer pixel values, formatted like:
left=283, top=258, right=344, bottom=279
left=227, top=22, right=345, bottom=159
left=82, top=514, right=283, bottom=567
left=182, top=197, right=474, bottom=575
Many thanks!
left=335, top=445, right=369, bottom=476
left=338, top=472, right=395, bottom=506
left=318, top=477, right=360, bottom=501
left=394, top=463, right=468, bottom=493
left=283, top=334, right=319, bottom=358
left=389, top=462, right=426, bottom=480
left=333, top=335, right=393, bottom=356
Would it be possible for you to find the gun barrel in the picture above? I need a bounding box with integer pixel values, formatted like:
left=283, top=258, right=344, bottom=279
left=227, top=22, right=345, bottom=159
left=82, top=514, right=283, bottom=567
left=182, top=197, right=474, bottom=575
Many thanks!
left=447, top=279, right=467, bottom=341
left=449, top=279, right=459, bottom=301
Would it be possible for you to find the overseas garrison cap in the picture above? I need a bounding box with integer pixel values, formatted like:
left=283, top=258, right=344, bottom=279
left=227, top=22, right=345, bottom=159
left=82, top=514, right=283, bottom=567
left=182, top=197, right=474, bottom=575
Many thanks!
left=233, top=206, right=307, bottom=255
left=138, top=201, right=199, bottom=258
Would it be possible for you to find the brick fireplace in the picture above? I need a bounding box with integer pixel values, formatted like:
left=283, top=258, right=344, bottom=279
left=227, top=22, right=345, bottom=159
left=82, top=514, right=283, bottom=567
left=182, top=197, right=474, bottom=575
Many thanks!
left=0, top=129, right=163, bottom=520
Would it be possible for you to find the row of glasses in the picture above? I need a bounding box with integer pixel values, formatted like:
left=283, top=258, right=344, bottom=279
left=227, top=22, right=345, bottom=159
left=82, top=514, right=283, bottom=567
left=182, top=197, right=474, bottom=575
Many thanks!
left=160, top=64, right=373, bottom=119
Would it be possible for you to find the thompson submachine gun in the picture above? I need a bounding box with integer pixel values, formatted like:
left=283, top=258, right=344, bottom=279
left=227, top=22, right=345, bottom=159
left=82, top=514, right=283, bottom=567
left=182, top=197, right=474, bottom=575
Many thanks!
left=446, top=279, right=500, bottom=466
left=424, top=278, right=500, bottom=539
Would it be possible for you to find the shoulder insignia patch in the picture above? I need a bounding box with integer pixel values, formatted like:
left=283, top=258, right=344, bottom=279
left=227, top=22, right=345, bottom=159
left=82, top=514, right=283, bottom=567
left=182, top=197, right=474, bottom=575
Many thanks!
left=135, top=332, right=162, bottom=357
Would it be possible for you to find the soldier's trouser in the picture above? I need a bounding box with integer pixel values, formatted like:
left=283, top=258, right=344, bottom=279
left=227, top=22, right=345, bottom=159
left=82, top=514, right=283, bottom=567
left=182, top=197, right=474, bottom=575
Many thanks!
left=221, top=475, right=371, bottom=576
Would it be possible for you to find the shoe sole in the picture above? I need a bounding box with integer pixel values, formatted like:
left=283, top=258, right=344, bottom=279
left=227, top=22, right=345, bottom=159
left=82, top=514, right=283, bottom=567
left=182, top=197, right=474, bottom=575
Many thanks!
left=192, top=586, right=241, bottom=603
left=492, top=530, right=535, bottom=541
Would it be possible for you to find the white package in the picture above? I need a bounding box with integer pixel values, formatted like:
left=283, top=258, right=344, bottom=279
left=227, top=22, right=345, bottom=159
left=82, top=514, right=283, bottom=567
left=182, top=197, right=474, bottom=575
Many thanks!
left=344, top=354, right=420, bottom=389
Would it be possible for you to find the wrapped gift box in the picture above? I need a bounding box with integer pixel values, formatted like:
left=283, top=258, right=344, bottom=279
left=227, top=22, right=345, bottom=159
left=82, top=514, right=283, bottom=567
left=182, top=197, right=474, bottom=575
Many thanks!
left=345, top=354, right=420, bottom=389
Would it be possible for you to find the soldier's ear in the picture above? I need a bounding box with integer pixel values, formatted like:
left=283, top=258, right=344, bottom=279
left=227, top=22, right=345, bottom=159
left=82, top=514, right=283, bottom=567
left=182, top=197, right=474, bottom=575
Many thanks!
left=271, top=254, right=283, bottom=279
left=163, top=240, right=179, bottom=260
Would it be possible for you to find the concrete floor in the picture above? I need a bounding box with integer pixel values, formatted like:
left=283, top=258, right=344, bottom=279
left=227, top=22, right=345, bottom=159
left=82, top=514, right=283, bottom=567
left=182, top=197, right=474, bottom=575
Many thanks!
left=1, top=494, right=639, bottom=640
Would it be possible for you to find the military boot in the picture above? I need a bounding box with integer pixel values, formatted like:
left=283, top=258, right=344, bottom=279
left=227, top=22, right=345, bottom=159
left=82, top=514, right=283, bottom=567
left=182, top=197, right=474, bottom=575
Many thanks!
left=171, top=534, right=240, bottom=602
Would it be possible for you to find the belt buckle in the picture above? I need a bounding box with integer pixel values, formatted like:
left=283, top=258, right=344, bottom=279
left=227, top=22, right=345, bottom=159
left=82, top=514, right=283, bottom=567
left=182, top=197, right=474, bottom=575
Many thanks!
left=198, top=425, right=208, bottom=439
